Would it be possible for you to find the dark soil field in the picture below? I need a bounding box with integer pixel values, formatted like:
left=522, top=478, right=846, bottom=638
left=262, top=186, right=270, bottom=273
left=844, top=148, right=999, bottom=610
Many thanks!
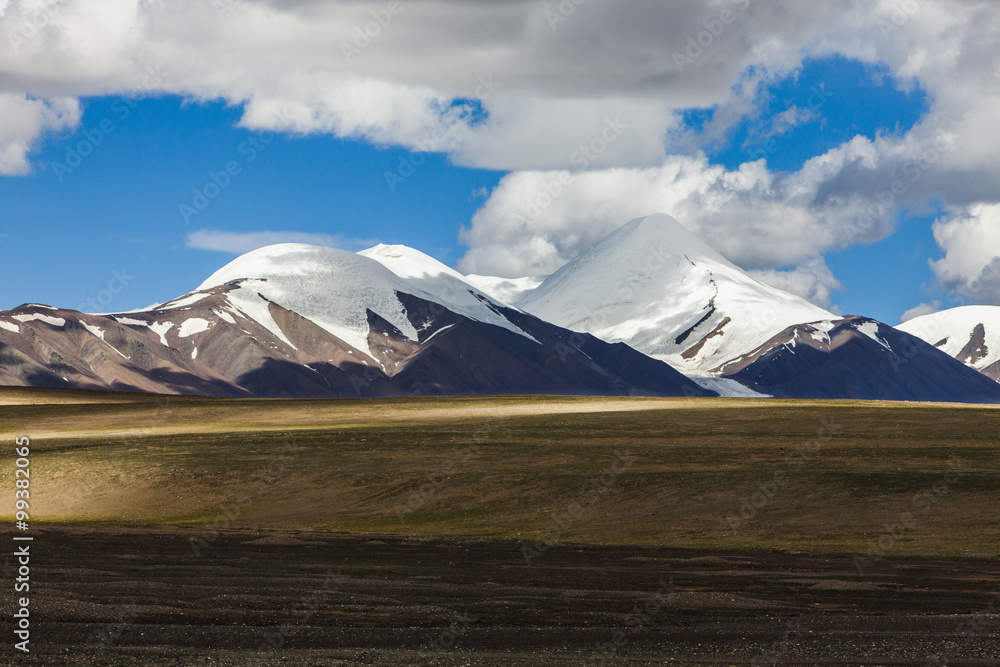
left=1, top=389, right=999, bottom=664
left=2, top=525, right=1000, bottom=666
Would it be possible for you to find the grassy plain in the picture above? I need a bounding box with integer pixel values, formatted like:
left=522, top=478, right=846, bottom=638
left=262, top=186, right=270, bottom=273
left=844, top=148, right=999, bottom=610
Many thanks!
left=2, top=388, right=998, bottom=557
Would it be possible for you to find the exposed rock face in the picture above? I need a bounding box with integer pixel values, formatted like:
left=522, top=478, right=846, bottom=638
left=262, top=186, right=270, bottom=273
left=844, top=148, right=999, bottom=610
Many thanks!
left=898, top=306, right=1000, bottom=383
left=720, top=317, right=1000, bottom=403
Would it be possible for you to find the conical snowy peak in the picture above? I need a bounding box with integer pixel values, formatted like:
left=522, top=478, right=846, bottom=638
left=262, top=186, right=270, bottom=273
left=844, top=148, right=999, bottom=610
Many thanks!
left=520, top=214, right=835, bottom=372
left=604, top=213, right=742, bottom=268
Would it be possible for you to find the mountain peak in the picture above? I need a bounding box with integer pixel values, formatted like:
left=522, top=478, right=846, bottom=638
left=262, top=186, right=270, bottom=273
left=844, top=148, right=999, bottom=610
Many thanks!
left=899, top=305, right=1000, bottom=381
left=358, top=243, right=466, bottom=281
left=604, top=214, right=740, bottom=269
left=197, top=243, right=358, bottom=290
left=520, top=214, right=834, bottom=372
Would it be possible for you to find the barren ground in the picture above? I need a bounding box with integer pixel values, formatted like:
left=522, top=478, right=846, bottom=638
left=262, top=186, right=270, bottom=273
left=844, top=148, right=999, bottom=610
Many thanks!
left=1, top=389, right=998, bottom=664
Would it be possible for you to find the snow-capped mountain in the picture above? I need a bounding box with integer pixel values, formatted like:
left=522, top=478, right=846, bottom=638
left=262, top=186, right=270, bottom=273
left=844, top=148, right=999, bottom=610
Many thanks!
left=519, top=214, right=835, bottom=373
left=199, top=243, right=538, bottom=359
left=720, top=316, right=1000, bottom=403
left=510, top=213, right=1000, bottom=403
left=897, top=306, right=1000, bottom=382
left=0, top=243, right=712, bottom=399
left=2, top=218, right=998, bottom=404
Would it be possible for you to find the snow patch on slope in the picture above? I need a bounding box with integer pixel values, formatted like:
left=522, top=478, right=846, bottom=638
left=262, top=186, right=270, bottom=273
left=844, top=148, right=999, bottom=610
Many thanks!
left=192, top=243, right=536, bottom=356
left=149, top=321, right=173, bottom=346
left=160, top=292, right=211, bottom=310
left=179, top=318, right=211, bottom=338
left=221, top=284, right=296, bottom=350
left=423, top=323, right=457, bottom=343
left=359, top=244, right=467, bottom=282
left=201, top=246, right=417, bottom=356
left=13, top=313, right=66, bottom=326
left=82, top=322, right=129, bottom=359
left=0, top=320, right=19, bottom=333
left=854, top=321, right=892, bottom=350
left=81, top=323, right=105, bottom=340
left=808, top=320, right=836, bottom=344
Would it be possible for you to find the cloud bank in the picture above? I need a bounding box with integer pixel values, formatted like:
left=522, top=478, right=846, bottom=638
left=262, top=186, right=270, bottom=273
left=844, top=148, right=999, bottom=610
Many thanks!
left=2, top=0, right=1000, bottom=308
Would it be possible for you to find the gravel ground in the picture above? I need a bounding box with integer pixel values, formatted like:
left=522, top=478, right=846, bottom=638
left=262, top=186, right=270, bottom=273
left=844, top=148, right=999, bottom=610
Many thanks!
left=2, top=524, right=999, bottom=666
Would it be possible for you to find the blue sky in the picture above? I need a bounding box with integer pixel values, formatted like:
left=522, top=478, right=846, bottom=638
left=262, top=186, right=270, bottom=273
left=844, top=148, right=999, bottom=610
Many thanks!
left=0, top=55, right=946, bottom=322
left=2, top=1, right=997, bottom=324
left=0, top=96, right=505, bottom=314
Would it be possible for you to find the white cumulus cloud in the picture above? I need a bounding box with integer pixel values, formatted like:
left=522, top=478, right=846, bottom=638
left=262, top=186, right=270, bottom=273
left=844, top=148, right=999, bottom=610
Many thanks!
left=0, top=0, right=999, bottom=311
left=900, top=301, right=942, bottom=323
left=0, top=94, right=80, bottom=174
left=931, top=204, right=1000, bottom=305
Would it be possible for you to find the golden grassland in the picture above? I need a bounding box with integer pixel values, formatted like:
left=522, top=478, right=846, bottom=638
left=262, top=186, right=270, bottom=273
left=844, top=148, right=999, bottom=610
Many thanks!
left=2, top=388, right=998, bottom=557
